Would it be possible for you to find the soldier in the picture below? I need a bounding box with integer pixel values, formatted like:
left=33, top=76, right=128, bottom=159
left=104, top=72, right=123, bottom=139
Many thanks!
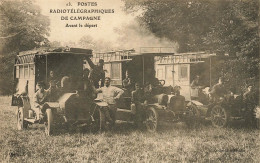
left=48, top=70, right=59, bottom=101
left=97, top=77, right=124, bottom=127
left=191, top=75, right=200, bottom=89
left=86, top=57, right=105, bottom=88
left=131, top=83, right=145, bottom=128
left=210, top=77, right=226, bottom=102
left=82, top=68, right=96, bottom=100
left=122, top=70, right=133, bottom=96
left=48, top=70, right=59, bottom=89
left=33, top=81, right=51, bottom=120
left=122, top=70, right=133, bottom=90
left=243, top=85, right=257, bottom=127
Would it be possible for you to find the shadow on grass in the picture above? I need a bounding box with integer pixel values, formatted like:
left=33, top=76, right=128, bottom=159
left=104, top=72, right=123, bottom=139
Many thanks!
left=24, top=118, right=258, bottom=136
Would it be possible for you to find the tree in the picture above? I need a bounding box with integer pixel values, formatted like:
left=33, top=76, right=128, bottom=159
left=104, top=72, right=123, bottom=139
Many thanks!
left=124, top=0, right=259, bottom=93
left=78, top=35, right=114, bottom=52
left=0, top=0, right=50, bottom=95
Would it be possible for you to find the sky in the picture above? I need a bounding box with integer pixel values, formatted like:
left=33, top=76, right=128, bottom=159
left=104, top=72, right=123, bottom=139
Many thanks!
left=34, top=0, right=137, bottom=44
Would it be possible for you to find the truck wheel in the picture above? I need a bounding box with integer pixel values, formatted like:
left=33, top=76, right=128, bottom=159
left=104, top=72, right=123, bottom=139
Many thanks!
left=185, top=104, right=200, bottom=128
left=45, top=109, right=53, bottom=136
left=145, top=106, right=158, bottom=132
left=211, top=105, right=229, bottom=127
left=17, top=106, right=28, bottom=130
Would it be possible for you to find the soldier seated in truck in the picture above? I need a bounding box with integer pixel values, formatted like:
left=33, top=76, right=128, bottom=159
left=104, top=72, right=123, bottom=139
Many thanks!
left=33, top=81, right=52, bottom=120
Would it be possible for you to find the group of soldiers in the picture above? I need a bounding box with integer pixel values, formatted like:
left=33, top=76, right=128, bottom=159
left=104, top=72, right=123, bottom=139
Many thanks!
left=33, top=58, right=257, bottom=128
left=191, top=75, right=258, bottom=126
left=33, top=58, right=154, bottom=128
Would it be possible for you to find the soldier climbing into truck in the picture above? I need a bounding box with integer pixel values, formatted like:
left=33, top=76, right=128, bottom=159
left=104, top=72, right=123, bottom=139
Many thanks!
left=85, top=57, right=105, bottom=88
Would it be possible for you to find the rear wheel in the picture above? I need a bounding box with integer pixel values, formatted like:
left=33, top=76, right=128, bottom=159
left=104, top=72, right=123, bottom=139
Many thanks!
left=145, top=106, right=158, bottom=132
left=211, top=105, right=229, bottom=127
left=45, top=109, right=53, bottom=136
left=185, top=104, right=200, bottom=128
left=17, top=106, right=28, bottom=130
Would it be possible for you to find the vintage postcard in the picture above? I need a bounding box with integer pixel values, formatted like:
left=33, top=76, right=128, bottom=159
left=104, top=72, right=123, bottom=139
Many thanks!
left=0, top=0, right=259, bottom=162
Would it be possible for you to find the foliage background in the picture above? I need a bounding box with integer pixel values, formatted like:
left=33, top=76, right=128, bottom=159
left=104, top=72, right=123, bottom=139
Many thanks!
left=0, top=0, right=259, bottom=96
left=123, top=0, right=259, bottom=93
left=0, top=0, right=50, bottom=95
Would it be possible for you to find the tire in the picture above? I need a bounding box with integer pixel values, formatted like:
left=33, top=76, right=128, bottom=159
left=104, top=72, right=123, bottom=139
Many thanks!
left=185, top=104, right=200, bottom=128
left=45, top=109, right=53, bottom=136
left=145, top=106, right=158, bottom=132
left=211, top=105, right=229, bottom=127
left=17, top=106, right=28, bottom=130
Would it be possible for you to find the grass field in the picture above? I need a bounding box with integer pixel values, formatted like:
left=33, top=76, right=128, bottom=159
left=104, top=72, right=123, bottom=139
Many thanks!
left=0, top=96, right=259, bottom=163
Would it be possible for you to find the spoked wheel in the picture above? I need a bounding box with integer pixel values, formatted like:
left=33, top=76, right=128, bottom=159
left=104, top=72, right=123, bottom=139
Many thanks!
left=185, top=104, right=200, bottom=128
left=45, top=108, right=53, bottom=136
left=145, top=106, right=158, bottom=132
left=17, top=106, right=28, bottom=130
left=211, top=105, right=229, bottom=127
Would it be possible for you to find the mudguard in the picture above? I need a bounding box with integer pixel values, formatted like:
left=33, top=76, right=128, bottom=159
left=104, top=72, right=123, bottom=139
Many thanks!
left=187, top=100, right=208, bottom=117
left=19, top=96, right=31, bottom=119
left=56, top=93, right=92, bottom=121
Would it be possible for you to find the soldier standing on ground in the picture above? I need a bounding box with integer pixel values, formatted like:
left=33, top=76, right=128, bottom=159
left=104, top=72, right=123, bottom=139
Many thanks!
left=131, top=83, right=145, bottom=128
left=243, top=85, right=257, bottom=127
left=97, top=77, right=124, bottom=128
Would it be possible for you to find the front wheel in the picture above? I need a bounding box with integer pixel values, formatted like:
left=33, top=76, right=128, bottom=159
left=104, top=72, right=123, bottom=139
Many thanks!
left=211, top=105, right=229, bottom=127
left=45, top=109, right=53, bottom=136
left=17, top=106, right=28, bottom=130
left=145, top=106, right=158, bottom=132
left=185, top=104, right=200, bottom=128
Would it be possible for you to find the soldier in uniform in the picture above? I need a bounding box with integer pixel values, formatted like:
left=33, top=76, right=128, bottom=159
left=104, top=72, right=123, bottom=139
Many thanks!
left=122, top=70, right=133, bottom=96
left=243, top=85, right=257, bottom=127
left=210, top=77, right=226, bottom=102
left=97, top=77, right=124, bottom=127
left=82, top=68, right=96, bottom=100
left=48, top=70, right=59, bottom=101
left=86, top=58, right=105, bottom=88
left=131, top=83, right=145, bottom=128
left=33, top=81, right=52, bottom=120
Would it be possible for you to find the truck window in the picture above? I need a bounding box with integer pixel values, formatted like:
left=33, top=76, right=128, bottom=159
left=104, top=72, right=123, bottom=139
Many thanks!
left=24, top=65, right=29, bottom=78
left=179, top=65, right=188, bottom=79
left=111, top=63, right=120, bottom=79
left=16, top=66, right=19, bottom=78
left=29, top=65, right=34, bottom=78
left=157, top=69, right=163, bottom=79
left=19, top=66, right=24, bottom=79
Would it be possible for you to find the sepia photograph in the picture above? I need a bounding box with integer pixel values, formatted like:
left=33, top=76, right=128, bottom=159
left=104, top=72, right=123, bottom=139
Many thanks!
left=0, top=0, right=259, bottom=162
